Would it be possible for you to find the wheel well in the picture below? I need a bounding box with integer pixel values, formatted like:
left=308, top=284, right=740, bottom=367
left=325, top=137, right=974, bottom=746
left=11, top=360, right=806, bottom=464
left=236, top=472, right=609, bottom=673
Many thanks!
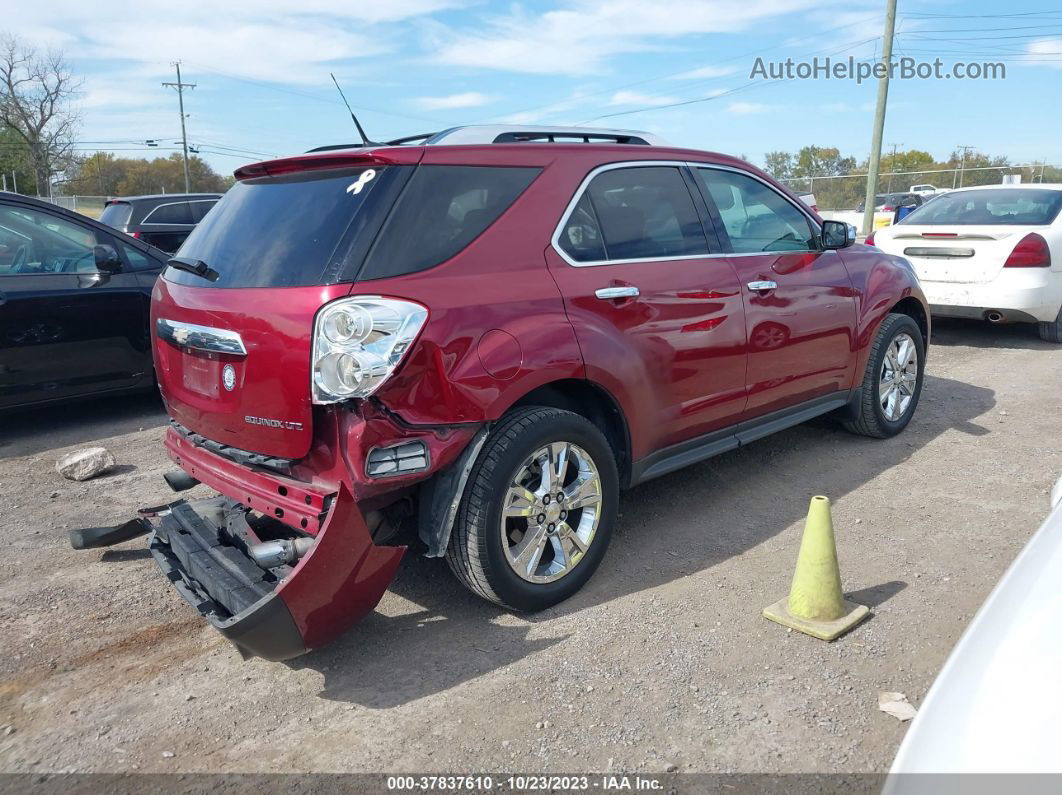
left=510, top=379, right=631, bottom=485
left=890, top=297, right=929, bottom=345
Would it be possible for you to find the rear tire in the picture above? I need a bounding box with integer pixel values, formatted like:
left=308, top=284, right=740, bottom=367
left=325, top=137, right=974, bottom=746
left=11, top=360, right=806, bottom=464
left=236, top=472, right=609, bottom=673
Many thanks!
left=841, top=313, right=925, bottom=439
left=445, top=407, right=618, bottom=612
left=1038, top=307, right=1062, bottom=343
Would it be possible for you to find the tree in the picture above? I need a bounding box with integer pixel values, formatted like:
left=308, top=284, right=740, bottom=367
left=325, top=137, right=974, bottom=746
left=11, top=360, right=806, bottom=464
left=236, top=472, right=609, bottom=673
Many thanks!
left=0, top=33, right=81, bottom=196
left=63, top=151, right=230, bottom=196
left=792, top=146, right=856, bottom=179
left=763, top=151, right=794, bottom=180
left=0, top=124, right=33, bottom=192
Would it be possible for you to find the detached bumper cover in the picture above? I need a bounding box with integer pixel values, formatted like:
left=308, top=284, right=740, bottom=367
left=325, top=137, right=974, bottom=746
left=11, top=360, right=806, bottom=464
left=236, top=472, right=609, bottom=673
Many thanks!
left=148, top=482, right=404, bottom=661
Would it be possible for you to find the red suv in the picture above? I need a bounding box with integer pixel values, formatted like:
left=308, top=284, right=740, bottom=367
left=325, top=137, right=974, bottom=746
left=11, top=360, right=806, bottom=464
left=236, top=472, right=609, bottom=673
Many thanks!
left=72, top=126, right=929, bottom=661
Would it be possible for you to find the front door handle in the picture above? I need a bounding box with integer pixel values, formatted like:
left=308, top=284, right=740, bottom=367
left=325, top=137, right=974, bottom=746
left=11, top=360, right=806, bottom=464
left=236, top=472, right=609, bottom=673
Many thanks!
left=595, top=286, right=640, bottom=300
left=747, top=280, right=778, bottom=292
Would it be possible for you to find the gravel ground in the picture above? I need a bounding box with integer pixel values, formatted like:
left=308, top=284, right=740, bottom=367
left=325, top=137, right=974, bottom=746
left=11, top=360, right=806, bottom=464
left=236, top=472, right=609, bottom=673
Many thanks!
left=1, top=317, right=1060, bottom=776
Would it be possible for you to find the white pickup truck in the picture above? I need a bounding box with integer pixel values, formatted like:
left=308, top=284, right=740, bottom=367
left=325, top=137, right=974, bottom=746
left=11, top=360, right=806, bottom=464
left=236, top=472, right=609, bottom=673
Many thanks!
left=909, top=184, right=939, bottom=195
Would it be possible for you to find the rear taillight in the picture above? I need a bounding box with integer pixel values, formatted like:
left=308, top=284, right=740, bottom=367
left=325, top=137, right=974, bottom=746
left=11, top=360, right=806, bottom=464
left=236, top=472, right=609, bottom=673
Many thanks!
left=882, top=205, right=895, bottom=212
left=1004, top=233, right=1051, bottom=268
left=128, top=230, right=140, bottom=239
left=311, top=296, right=427, bottom=404
left=864, top=232, right=876, bottom=246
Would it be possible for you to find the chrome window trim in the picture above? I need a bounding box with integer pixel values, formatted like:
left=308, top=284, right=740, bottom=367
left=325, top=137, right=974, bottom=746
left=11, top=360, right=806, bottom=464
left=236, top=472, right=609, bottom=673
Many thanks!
left=690, top=163, right=822, bottom=254
left=141, top=199, right=218, bottom=226
left=550, top=160, right=715, bottom=268
left=156, top=318, right=247, bottom=356
left=550, top=160, right=824, bottom=268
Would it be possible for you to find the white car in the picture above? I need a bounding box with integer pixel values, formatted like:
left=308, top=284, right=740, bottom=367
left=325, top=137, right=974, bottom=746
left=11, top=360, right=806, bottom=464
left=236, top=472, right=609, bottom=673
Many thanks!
left=908, top=184, right=939, bottom=195
left=867, top=184, right=1062, bottom=342
left=888, top=475, right=1062, bottom=779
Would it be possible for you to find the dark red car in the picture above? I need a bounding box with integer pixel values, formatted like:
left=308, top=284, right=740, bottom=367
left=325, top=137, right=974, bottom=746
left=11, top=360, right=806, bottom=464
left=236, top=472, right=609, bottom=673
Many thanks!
left=72, top=126, right=929, bottom=660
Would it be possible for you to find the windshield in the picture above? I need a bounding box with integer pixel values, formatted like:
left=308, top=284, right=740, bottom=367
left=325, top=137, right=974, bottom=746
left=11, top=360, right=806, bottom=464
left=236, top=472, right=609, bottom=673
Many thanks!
left=166, top=167, right=397, bottom=288
left=900, top=188, right=1062, bottom=226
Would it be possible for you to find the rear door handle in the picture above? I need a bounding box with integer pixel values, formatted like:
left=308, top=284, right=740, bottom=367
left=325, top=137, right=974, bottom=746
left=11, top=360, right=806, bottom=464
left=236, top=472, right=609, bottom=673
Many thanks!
left=595, top=286, right=640, bottom=300
left=747, top=280, right=778, bottom=292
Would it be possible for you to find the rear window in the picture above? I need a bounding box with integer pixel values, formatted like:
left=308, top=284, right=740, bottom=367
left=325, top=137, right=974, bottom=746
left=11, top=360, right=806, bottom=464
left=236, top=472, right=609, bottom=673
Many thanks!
left=358, top=165, right=540, bottom=280
left=99, top=201, right=132, bottom=230
left=900, top=188, right=1062, bottom=226
left=167, top=167, right=396, bottom=288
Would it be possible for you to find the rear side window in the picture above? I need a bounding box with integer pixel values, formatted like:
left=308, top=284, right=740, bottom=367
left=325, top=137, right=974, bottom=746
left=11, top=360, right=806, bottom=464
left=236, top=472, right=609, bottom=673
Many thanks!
left=143, top=201, right=196, bottom=225
left=359, top=165, right=540, bottom=280
left=99, top=201, right=132, bottom=230
left=899, top=188, right=1062, bottom=226
left=189, top=200, right=218, bottom=222
left=571, top=166, right=708, bottom=262
left=696, top=169, right=817, bottom=253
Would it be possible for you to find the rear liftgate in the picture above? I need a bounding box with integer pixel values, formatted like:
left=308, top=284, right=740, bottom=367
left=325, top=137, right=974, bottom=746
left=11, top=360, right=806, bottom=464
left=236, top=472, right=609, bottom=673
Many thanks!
left=69, top=482, right=404, bottom=661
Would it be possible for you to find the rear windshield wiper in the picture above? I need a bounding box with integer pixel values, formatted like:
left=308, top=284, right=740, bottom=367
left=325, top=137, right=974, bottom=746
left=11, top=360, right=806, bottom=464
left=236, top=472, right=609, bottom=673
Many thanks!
left=167, top=256, right=219, bottom=282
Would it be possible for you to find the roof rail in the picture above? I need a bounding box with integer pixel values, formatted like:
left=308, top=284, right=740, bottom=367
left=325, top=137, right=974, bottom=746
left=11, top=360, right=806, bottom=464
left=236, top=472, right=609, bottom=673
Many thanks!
left=424, top=125, right=668, bottom=146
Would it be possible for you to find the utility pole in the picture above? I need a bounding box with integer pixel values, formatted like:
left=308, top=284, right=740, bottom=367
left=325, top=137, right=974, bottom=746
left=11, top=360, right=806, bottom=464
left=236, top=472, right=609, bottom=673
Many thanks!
left=861, top=0, right=898, bottom=237
left=96, top=152, right=105, bottom=195
left=886, top=142, right=903, bottom=192
left=955, top=145, right=975, bottom=188
left=163, top=62, right=196, bottom=193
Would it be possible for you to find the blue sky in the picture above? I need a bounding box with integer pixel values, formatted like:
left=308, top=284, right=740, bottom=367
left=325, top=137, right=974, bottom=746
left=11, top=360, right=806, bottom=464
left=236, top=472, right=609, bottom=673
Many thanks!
left=8, top=0, right=1062, bottom=177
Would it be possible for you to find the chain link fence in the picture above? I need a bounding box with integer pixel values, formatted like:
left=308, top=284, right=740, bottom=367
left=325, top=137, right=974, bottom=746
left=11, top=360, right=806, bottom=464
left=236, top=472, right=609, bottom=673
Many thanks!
left=780, top=164, right=1056, bottom=212
left=37, top=195, right=109, bottom=219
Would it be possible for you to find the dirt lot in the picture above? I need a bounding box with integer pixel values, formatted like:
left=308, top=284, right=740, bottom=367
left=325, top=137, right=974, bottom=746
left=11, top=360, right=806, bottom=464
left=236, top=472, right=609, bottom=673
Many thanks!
left=1, top=318, right=1060, bottom=776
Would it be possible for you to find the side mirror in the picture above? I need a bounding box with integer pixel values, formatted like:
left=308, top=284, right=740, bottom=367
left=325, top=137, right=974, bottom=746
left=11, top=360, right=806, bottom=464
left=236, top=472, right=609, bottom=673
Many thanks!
left=93, top=244, right=122, bottom=273
left=821, top=220, right=853, bottom=250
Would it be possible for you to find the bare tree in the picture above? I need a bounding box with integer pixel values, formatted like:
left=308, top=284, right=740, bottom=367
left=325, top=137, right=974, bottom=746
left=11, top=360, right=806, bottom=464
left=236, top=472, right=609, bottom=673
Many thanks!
left=0, top=33, right=81, bottom=196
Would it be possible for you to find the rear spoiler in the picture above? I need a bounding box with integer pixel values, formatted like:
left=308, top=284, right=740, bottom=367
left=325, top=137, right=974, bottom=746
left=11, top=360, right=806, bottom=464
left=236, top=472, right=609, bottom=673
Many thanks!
left=234, top=148, right=422, bottom=180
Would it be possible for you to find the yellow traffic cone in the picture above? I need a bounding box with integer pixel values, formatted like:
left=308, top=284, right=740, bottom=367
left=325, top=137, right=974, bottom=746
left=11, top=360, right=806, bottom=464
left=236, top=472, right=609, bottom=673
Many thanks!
left=763, top=496, right=869, bottom=641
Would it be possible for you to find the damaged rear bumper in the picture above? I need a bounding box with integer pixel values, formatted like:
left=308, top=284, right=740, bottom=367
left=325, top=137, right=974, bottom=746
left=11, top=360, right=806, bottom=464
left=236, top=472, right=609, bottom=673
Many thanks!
left=145, top=485, right=404, bottom=661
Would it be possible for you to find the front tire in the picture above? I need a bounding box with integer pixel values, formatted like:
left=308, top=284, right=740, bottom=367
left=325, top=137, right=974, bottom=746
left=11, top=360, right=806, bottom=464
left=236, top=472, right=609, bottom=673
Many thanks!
left=1038, top=306, right=1062, bottom=343
left=841, top=313, right=925, bottom=438
left=445, top=407, right=618, bottom=612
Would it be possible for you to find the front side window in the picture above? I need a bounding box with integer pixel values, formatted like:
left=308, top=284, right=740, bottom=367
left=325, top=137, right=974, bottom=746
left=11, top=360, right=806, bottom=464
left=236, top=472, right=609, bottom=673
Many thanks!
left=576, top=166, right=708, bottom=262
left=0, top=205, right=102, bottom=275
left=697, top=169, right=817, bottom=254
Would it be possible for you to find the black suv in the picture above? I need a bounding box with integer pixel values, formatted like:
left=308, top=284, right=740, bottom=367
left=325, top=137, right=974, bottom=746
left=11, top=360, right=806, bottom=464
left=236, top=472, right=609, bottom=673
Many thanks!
left=99, top=193, right=222, bottom=253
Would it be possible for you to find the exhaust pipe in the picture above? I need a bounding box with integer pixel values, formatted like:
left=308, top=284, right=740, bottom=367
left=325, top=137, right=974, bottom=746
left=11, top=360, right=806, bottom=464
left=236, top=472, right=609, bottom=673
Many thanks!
left=986, top=311, right=1007, bottom=324
left=248, top=537, right=315, bottom=569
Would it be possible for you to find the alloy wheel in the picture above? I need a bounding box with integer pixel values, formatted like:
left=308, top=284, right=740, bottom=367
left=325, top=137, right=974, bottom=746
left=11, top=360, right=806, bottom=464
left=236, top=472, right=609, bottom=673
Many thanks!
left=879, top=332, right=919, bottom=421
left=500, top=442, right=602, bottom=584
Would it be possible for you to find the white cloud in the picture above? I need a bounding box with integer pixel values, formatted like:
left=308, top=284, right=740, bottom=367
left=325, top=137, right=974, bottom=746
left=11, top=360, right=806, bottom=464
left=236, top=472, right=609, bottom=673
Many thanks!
left=820, top=101, right=849, bottom=113
left=5, top=1, right=467, bottom=85
left=670, top=65, right=737, bottom=80
left=608, top=90, right=682, bottom=107
left=415, top=91, right=494, bottom=110
left=431, top=0, right=831, bottom=75
left=1027, top=38, right=1062, bottom=68
left=726, top=101, right=770, bottom=115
